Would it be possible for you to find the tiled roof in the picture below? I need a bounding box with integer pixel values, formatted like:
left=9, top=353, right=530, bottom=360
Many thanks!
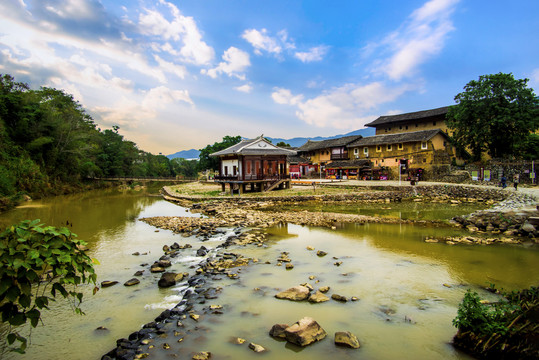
left=347, top=129, right=447, bottom=147
left=210, top=136, right=296, bottom=156
left=297, top=135, right=362, bottom=152
left=365, top=106, right=449, bottom=127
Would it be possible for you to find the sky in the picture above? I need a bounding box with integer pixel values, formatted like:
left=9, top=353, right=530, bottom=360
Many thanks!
left=1, top=0, right=538, bottom=155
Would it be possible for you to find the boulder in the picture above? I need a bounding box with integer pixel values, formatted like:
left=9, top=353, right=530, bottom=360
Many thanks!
left=150, top=266, right=165, bottom=273
left=269, top=323, right=289, bottom=338
left=308, top=291, right=330, bottom=303
left=316, top=250, right=327, bottom=257
left=319, top=286, right=330, bottom=293
left=275, top=286, right=310, bottom=301
left=521, top=222, right=535, bottom=233
left=248, top=342, right=267, bottom=353
left=334, top=331, right=361, bottom=349
left=284, top=317, right=327, bottom=346
left=124, top=278, right=140, bottom=286
left=196, top=246, right=208, bottom=256
left=158, top=259, right=172, bottom=268
left=192, top=352, right=211, bottom=360
left=331, top=294, right=348, bottom=302
left=158, top=272, right=184, bottom=288
left=133, top=270, right=144, bottom=276
left=101, top=280, right=119, bottom=288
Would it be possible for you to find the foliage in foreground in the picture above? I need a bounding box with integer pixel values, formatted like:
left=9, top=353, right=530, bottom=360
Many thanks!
left=452, top=286, right=539, bottom=359
left=0, top=220, right=98, bottom=353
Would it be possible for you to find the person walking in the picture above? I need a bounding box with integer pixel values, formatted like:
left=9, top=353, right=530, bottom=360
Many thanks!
left=513, top=173, right=519, bottom=190
left=501, top=174, right=507, bottom=188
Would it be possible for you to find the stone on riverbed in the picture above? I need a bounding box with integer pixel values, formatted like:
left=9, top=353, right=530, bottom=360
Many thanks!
left=331, top=294, right=348, bottom=302
left=283, top=317, right=327, bottom=346
left=269, top=324, right=289, bottom=338
left=248, top=342, right=267, bottom=353
left=101, top=280, right=119, bottom=288
left=124, top=278, right=140, bottom=286
left=308, top=290, right=330, bottom=303
left=158, top=272, right=184, bottom=288
left=334, top=331, right=361, bottom=349
left=275, top=286, right=310, bottom=301
left=192, top=352, right=211, bottom=360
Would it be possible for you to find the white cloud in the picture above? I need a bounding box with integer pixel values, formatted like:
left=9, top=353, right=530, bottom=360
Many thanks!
left=142, top=85, right=193, bottom=108
left=241, top=28, right=295, bottom=58
left=368, top=0, right=459, bottom=80
left=271, top=88, right=303, bottom=106
left=138, top=1, right=214, bottom=65
left=294, top=45, right=329, bottom=63
left=242, top=28, right=282, bottom=56
left=153, top=54, right=187, bottom=79
left=201, top=47, right=250, bottom=80
left=235, top=84, right=252, bottom=93
left=273, top=82, right=412, bottom=129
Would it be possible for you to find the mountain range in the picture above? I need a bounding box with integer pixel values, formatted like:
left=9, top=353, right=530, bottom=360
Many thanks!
left=166, top=127, right=376, bottom=160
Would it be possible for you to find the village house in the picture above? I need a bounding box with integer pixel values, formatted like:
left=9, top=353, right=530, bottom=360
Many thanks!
left=211, top=135, right=296, bottom=194
left=296, top=135, right=362, bottom=167
left=365, top=106, right=450, bottom=135
left=347, top=129, right=455, bottom=180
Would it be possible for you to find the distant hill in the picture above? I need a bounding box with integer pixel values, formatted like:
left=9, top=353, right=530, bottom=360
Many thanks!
left=167, top=149, right=201, bottom=160
left=166, top=128, right=376, bottom=159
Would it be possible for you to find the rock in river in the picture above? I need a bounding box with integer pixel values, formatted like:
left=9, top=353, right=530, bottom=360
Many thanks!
left=334, top=331, right=361, bottom=349
left=283, top=317, right=327, bottom=346
left=158, top=272, right=184, bottom=288
left=101, top=280, right=119, bottom=288
left=308, top=290, right=330, bottom=303
left=275, top=286, right=310, bottom=301
left=124, top=278, right=140, bottom=286
left=269, top=324, right=289, bottom=338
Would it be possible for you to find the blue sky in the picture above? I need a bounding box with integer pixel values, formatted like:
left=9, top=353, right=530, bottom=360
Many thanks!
left=1, top=0, right=537, bottom=154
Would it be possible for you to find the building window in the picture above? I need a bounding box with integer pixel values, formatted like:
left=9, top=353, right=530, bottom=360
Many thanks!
left=376, top=145, right=381, bottom=152
left=443, top=141, right=447, bottom=146
left=423, top=158, right=427, bottom=163
left=398, top=143, right=403, bottom=150
left=405, top=125, right=408, bottom=130
left=415, top=123, right=418, bottom=127
left=354, top=148, right=359, bottom=155
left=363, top=147, right=369, bottom=155
left=433, top=121, right=437, bottom=126
left=399, top=126, right=402, bottom=130
left=395, top=159, right=399, bottom=163
left=421, top=141, right=428, bottom=150
left=387, top=144, right=392, bottom=151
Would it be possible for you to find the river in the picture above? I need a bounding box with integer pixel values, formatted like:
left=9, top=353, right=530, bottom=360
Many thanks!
left=0, top=186, right=537, bottom=359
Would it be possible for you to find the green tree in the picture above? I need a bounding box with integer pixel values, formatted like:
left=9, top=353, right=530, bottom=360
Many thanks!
left=446, top=73, right=539, bottom=161
left=198, top=135, right=242, bottom=171
left=171, top=158, right=199, bottom=178
left=0, top=220, right=97, bottom=353
left=276, top=141, right=291, bottom=148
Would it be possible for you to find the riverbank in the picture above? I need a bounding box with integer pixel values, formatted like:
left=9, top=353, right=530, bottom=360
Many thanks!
left=157, top=181, right=538, bottom=244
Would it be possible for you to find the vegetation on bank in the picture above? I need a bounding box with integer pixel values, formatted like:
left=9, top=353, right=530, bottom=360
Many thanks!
left=0, top=220, right=97, bottom=353
left=0, top=74, right=195, bottom=210
left=452, top=286, right=539, bottom=359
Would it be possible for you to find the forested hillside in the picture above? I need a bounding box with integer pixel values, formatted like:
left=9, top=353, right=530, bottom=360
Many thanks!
left=0, top=74, right=179, bottom=208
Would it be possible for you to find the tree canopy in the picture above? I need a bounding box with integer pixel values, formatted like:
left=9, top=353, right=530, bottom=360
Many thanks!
left=198, top=135, right=242, bottom=171
left=0, top=74, right=181, bottom=205
left=446, top=73, right=539, bottom=161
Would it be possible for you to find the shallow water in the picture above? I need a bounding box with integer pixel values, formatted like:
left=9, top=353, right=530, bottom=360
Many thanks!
left=0, top=189, right=537, bottom=359
left=262, top=200, right=489, bottom=221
